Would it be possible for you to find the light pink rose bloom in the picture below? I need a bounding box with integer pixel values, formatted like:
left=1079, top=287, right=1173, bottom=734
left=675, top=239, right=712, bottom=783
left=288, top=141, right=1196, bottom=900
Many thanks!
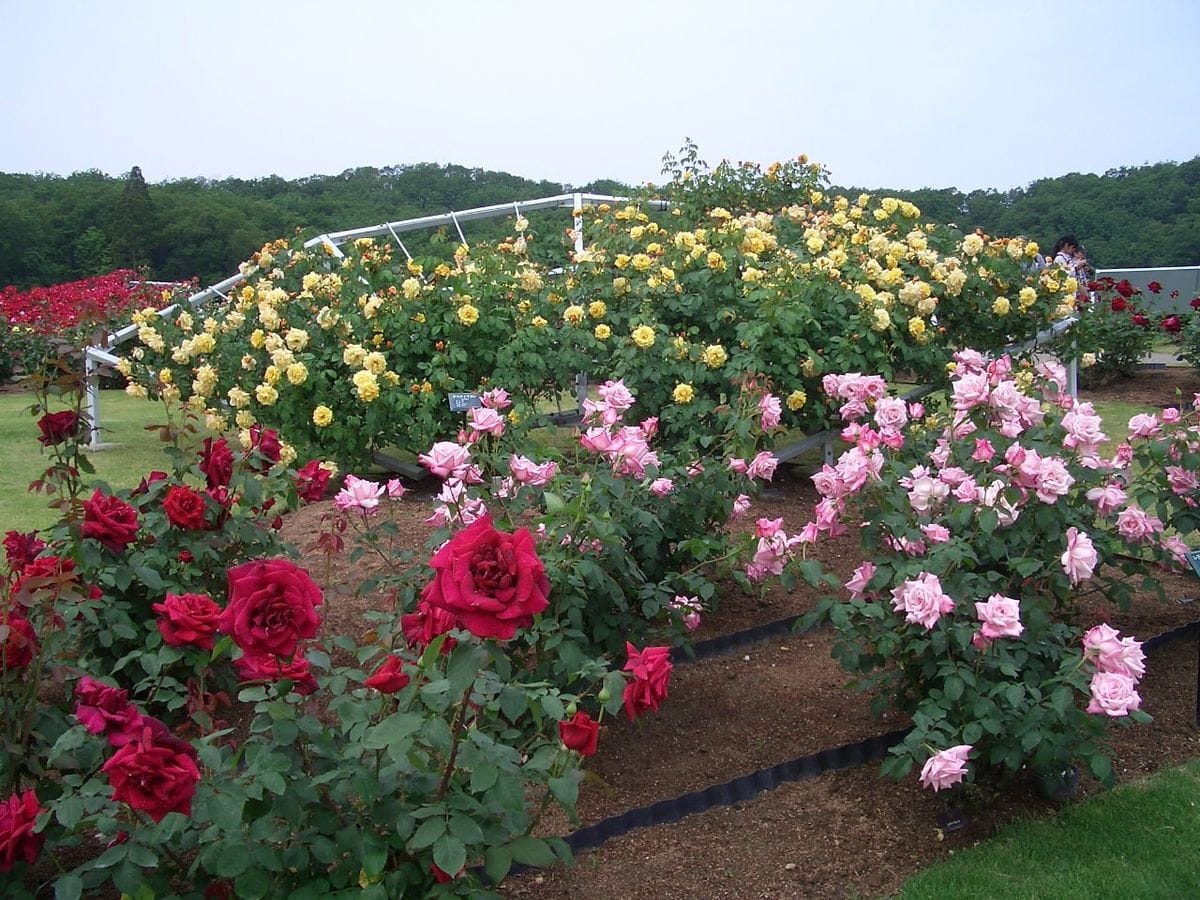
left=579, top=427, right=612, bottom=454
left=727, top=457, right=748, bottom=474
left=385, top=478, right=406, bottom=499
left=649, top=477, right=674, bottom=497
left=759, top=394, right=783, bottom=431
left=908, top=401, right=925, bottom=419
left=975, top=594, right=1023, bottom=639
left=972, top=632, right=992, bottom=651
left=1165, top=466, right=1198, bottom=496
left=756, top=517, right=784, bottom=538
left=731, top=494, right=752, bottom=517
left=1062, top=402, right=1106, bottom=453
left=1086, top=483, right=1127, bottom=515
left=970, top=438, right=996, bottom=463
left=953, top=349, right=986, bottom=372
left=952, top=373, right=990, bottom=411
left=919, top=745, right=972, bottom=792
left=1116, top=505, right=1163, bottom=544
left=873, top=396, right=907, bottom=433
left=640, top=416, right=659, bottom=437
left=481, top=387, right=512, bottom=410
left=920, top=523, right=951, bottom=544
left=687, top=461, right=706, bottom=479
left=907, top=475, right=948, bottom=514
left=1084, top=625, right=1145, bottom=679
left=1062, top=527, right=1098, bottom=584
left=845, top=561, right=876, bottom=599
left=597, top=379, right=635, bottom=411
left=891, top=573, right=955, bottom=629
left=1035, top=359, right=1067, bottom=392
left=1161, top=534, right=1190, bottom=569
left=334, top=475, right=385, bottom=513
left=746, top=451, right=779, bottom=481
left=953, top=477, right=980, bottom=503
left=1034, top=456, right=1075, bottom=503
left=467, top=406, right=506, bottom=437
left=1126, top=413, right=1161, bottom=439
left=1162, top=407, right=1181, bottom=425
left=1086, top=671, right=1141, bottom=717
left=418, top=441, right=473, bottom=479
left=509, top=455, right=558, bottom=486
left=986, top=355, right=1012, bottom=381
left=1082, top=623, right=1122, bottom=661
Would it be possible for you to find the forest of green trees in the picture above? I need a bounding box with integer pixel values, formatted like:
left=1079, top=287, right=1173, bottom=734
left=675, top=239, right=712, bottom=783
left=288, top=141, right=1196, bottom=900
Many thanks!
left=1, top=155, right=1197, bottom=290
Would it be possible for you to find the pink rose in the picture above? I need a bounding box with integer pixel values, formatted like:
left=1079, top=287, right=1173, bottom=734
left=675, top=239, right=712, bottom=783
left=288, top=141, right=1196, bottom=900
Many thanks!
left=1126, top=413, right=1161, bottom=439
left=746, top=451, right=778, bottom=481
left=467, top=406, right=506, bottom=437
left=891, top=573, right=954, bottom=629
left=418, top=442, right=473, bottom=479
left=622, top=643, right=672, bottom=720
left=481, top=387, right=512, bottom=410
left=759, top=394, right=782, bottom=430
left=649, top=478, right=674, bottom=497
left=974, top=594, right=1023, bottom=639
left=919, top=744, right=972, bottom=792
left=1061, top=527, right=1097, bottom=585
left=509, top=455, right=558, bottom=486
left=334, top=475, right=385, bottom=513
left=1086, top=671, right=1141, bottom=717
left=74, top=676, right=143, bottom=747
left=845, top=561, right=876, bottom=599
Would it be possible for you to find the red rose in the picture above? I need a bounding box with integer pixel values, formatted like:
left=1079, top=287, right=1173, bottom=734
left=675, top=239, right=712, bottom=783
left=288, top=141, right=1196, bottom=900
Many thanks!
left=558, top=711, right=600, bottom=756
left=74, top=676, right=143, bottom=747
left=1115, top=279, right=1135, bottom=298
left=218, top=558, right=322, bottom=659
left=364, top=654, right=410, bottom=692
left=1192, top=296, right=1200, bottom=310
left=1161, top=314, right=1183, bottom=334
left=234, top=651, right=318, bottom=695
left=1, top=614, right=37, bottom=670
left=432, top=864, right=462, bottom=884
left=82, top=489, right=140, bottom=552
left=400, top=600, right=458, bottom=653
left=0, top=789, right=44, bottom=873
left=163, top=485, right=208, bottom=530
left=1110, top=296, right=1127, bottom=312
left=420, top=514, right=549, bottom=641
left=1147, top=280, right=1162, bottom=294
left=3, top=531, right=46, bottom=572
left=246, top=426, right=282, bottom=472
left=622, top=643, right=672, bottom=721
left=153, top=593, right=221, bottom=650
left=37, top=410, right=81, bottom=446
left=1132, top=312, right=1150, bottom=328
left=295, top=460, right=331, bottom=502
left=199, top=437, right=234, bottom=490
left=101, top=722, right=201, bottom=822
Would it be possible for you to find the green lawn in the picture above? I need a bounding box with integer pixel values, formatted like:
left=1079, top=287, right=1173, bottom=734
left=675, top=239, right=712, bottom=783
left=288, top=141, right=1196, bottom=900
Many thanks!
left=898, top=759, right=1200, bottom=899
left=0, top=390, right=170, bottom=533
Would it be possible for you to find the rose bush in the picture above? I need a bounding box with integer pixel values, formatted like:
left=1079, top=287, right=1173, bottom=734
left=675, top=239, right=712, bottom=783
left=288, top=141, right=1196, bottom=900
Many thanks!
left=804, top=350, right=1179, bottom=795
left=1064, top=276, right=1159, bottom=385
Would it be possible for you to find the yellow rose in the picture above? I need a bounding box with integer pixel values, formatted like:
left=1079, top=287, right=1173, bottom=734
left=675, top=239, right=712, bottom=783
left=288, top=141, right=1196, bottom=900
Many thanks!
left=786, top=389, right=807, bottom=411
left=531, top=316, right=548, bottom=328
left=343, top=344, right=367, bottom=367
left=458, top=304, right=480, bottom=326
left=263, top=365, right=281, bottom=386
left=125, top=383, right=149, bottom=400
left=614, top=254, right=630, bottom=270
left=235, top=410, right=256, bottom=430
left=588, top=300, right=607, bottom=318
left=285, top=327, right=309, bottom=351
left=908, top=316, right=926, bottom=338
left=363, top=351, right=387, bottom=375
left=255, top=384, right=278, bottom=406
left=672, top=383, right=695, bottom=404
left=287, top=362, right=308, bottom=385
left=353, top=370, right=380, bottom=402
left=631, top=325, right=656, bottom=348
left=701, top=344, right=727, bottom=368
left=961, top=234, right=985, bottom=257
left=1018, top=287, right=1038, bottom=310
left=313, top=405, right=333, bottom=427
left=564, top=305, right=585, bottom=325
left=871, top=308, right=891, bottom=331
left=594, top=324, right=611, bottom=340
left=706, top=251, right=726, bottom=272
left=631, top=253, right=653, bottom=272
left=992, top=297, right=1011, bottom=316
left=249, top=329, right=265, bottom=349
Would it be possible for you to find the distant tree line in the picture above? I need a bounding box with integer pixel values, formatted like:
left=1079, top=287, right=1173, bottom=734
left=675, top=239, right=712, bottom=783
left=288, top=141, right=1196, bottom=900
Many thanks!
left=1, top=156, right=1197, bottom=290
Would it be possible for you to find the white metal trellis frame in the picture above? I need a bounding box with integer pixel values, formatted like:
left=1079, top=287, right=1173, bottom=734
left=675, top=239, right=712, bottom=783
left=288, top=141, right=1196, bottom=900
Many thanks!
left=82, top=192, right=666, bottom=446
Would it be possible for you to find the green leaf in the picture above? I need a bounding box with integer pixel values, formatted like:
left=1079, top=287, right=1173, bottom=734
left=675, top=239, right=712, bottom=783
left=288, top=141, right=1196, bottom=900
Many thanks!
left=549, top=774, right=579, bottom=808
left=55, top=795, right=84, bottom=828
left=509, top=835, right=557, bottom=867
left=364, top=713, right=423, bottom=750
left=470, top=764, right=499, bottom=794
left=447, top=814, right=484, bottom=845
left=54, top=874, right=84, bottom=900
left=215, top=843, right=251, bottom=877
left=484, top=845, right=512, bottom=884
left=1089, top=753, right=1115, bottom=786
left=234, top=867, right=271, bottom=899
left=433, top=836, right=466, bottom=880
left=943, top=675, right=964, bottom=702
left=543, top=491, right=565, bottom=513
left=208, top=791, right=245, bottom=832
left=408, top=817, right=445, bottom=851
left=961, top=722, right=983, bottom=744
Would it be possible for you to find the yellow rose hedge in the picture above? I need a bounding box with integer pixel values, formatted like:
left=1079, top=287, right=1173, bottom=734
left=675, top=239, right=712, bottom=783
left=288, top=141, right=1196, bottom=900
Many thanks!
left=121, top=158, right=1076, bottom=467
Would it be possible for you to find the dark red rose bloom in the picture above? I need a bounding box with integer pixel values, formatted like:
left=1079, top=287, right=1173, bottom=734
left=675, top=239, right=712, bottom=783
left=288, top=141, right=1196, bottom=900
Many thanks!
left=1, top=614, right=37, bottom=669
left=82, top=490, right=140, bottom=552
left=558, top=710, right=600, bottom=756
left=163, top=485, right=208, bottom=530
left=1162, top=314, right=1183, bottom=334
left=1110, top=296, right=1128, bottom=312
left=246, top=426, right=282, bottom=472
left=153, top=593, right=222, bottom=650
left=295, top=460, right=331, bottom=502
left=218, top=558, right=322, bottom=659
left=1132, top=312, right=1151, bottom=327
left=1147, top=280, right=1162, bottom=294
left=0, top=789, right=45, bottom=873
left=3, top=531, right=46, bottom=572
left=74, top=676, right=143, bottom=747
left=1086, top=280, right=1102, bottom=292
left=1192, top=296, right=1200, bottom=310
left=234, top=652, right=317, bottom=695
left=364, top=655, right=410, bottom=693
left=1115, top=279, right=1135, bottom=298
left=419, top=514, right=549, bottom=641
left=203, top=881, right=236, bottom=900
left=400, top=600, right=458, bottom=653
left=622, top=643, right=672, bottom=721
left=101, top=722, right=201, bottom=822
left=132, top=471, right=169, bottom=496
left=178, top=550, right=194, bottom=564
left=199, top=437, right=234, bottom=490
left=37, top=410, right=81, bottom=446
left=432, top=864, right=461, bottom=884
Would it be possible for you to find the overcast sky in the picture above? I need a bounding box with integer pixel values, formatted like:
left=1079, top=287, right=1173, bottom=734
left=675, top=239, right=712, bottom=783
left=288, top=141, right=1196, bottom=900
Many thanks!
left=2, top=0, right=1198, bottom=193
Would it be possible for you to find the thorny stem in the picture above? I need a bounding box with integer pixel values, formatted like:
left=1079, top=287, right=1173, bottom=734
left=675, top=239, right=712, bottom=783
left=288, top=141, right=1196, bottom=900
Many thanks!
left=434, top=683, right=475, bottom=802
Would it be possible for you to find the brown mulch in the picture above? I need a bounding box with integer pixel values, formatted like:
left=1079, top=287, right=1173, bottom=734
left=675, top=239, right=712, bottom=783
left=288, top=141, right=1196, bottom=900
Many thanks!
left=278, top=366, right=1200, bottom=900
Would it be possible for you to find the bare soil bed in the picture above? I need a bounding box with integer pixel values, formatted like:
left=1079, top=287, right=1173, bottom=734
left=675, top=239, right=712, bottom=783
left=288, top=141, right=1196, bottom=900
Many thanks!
left=281, top=366, right=1200, bottom=900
